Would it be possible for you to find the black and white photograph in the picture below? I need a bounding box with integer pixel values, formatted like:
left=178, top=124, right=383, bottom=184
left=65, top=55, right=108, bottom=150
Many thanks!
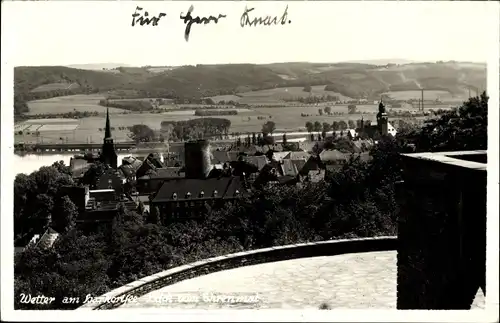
left=1, top=0, right=499, bottom=321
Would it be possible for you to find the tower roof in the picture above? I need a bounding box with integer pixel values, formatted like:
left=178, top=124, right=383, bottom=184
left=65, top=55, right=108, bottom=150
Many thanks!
left=105, top=108, right=111, bottom=139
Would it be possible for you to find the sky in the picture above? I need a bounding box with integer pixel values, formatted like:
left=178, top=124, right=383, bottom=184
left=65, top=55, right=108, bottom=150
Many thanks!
left=1, top=1, right=497, bottom=67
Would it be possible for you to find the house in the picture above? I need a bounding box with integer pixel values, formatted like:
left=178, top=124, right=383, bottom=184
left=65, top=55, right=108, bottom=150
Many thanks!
left=37, top=228, right=60, bottom=250
left=96, top=169, right=125, bottom=194
left=119, top=156, right=143, bottom=180
left=283, top=151, right=310, bottom=161
left=136, top=167, right=185, bottom=194
left=242, top=155, right=268, bottom=171
left=149, top=176, right=245, bottom=224
left=22, top=228, right=60, bottom=252
left=319, top=149, right=349, bottom=165
left=69, top=157, right=91, bottom=179
left=77, top=198, right=138, bottom=232
left=136, top=153, right=165, bottom=179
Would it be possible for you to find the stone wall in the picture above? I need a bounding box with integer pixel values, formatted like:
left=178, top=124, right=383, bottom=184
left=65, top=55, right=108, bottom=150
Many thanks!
left=397, top=151, right=487, bottom=309
left=77, top=236, right=397, bottom=310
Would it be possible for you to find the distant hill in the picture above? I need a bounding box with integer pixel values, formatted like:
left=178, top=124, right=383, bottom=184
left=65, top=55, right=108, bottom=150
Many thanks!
left=66, top=63, right=130, bottom=70
left=14, top=61, right=486, bottom=115
left=342, top=59, right=419, bottom=66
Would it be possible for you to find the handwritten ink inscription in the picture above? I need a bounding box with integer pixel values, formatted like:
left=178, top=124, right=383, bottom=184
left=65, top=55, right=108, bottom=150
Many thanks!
left=240, top=5, right=290, bottom=27
left=132, top=6, right=166, bottom=27
left=180, top=5, right=227, bottom=42
left=129, top=4, right=292, bottom=38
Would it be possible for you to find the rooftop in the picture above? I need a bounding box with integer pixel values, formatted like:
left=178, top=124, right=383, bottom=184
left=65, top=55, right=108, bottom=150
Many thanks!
left=151, top=176, right=244, bottom=203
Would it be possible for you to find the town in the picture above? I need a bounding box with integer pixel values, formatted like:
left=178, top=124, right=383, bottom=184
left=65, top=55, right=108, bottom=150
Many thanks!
left=11, top=52, right=490, bottom=314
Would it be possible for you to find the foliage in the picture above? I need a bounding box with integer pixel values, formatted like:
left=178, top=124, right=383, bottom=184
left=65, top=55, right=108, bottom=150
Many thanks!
left=261, top=121, right=276, bottom=135
left=161, top=118, right=231, bottom=141
left=129, top=124, right=156, bottom=143
left=99, top=99, right=154, bottom=112
left=14, top=165, right=74, bottom=246
left=14, top=63, right=485, bottom=116
left=409, top=92, right=488, bottom=152
left=194, top=109, right=238, bottom=116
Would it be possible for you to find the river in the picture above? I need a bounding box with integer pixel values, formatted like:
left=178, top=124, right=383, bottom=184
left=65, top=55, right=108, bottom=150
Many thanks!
left=14, top=153, right=160, bottom=175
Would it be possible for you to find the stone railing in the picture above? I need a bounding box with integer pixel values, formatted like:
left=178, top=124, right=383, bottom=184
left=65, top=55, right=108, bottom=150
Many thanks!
left=397, top=151, right=487, bottom=309
left=77, top=236, right=397, bottom=310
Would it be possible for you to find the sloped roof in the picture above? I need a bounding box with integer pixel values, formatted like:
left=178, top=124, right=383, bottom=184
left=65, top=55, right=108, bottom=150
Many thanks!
left=37, top=228, right=59, bottom=250
left=70, top=158, right=91, bottom=178
left=155, top=167, right=184, bottom=178
left=284, top=151, right=310, bottom=160
left=319, top=149, right=348, bottom=162
left=280, top=159, right=299, bottom=177
left=152, top=177, right=242, bottom=203
left=211, top=151, right=229, bottom=164
left=243, top=156, right=268, bottom=171
left=272, top=151, right=292, bottom=162
left=291, top=159, right=307, bottom=173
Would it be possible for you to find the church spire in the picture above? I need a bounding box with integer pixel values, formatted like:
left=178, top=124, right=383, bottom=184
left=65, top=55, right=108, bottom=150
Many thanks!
left=105, top=108, right=111, bottom=139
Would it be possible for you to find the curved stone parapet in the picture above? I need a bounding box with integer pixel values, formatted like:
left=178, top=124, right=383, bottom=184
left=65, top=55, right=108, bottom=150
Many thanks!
left=77, top=236, right=397, bottom=310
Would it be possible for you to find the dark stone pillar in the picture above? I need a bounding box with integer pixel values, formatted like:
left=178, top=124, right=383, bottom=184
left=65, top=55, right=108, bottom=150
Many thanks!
left=397, top=152, right=487, bottom=309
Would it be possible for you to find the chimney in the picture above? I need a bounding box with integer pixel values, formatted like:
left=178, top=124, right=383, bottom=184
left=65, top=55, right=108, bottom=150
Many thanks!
left=184, top=140, right=212, bottom=179
left=421, top=89, right=424, bottom=111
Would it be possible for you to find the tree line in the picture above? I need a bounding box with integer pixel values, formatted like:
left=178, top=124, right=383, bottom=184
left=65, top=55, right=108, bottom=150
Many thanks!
left=194, top=110, right=238, bottom=116
left=161, top=118, right=232, bottom=141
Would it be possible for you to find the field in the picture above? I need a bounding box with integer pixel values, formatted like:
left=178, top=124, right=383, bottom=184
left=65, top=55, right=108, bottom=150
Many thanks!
left=15, top=90, right=457, bottom=145
left=30, top=82, right=80, bottom=93
left=210, top=85, right=354, bottom=105
left=26, top=94, right=127, bottom=115
left=382, top=90, right=469, bottom=102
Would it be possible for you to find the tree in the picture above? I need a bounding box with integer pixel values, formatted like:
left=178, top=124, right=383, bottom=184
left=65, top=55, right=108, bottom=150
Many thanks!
left=129, top=124, right=155, bottom=143
left=332, top=121, right=339, bottom=131
left=324, top=106, right=332, bottom=115
left=282, top=133, right=287, bottom=145
left=318, top=108, right=323, bottom=116
left=313, top=121, right=322, bottom=132
left=322, top=122, right=332, bottom=133
left=305, top=121, right=314, bottom=133
left=261, top=121, right=276, bottom=136
left=348, top=105, right=357, bottom=114
left=51, top=161, right=72, bottom=176
left=411, top=92, right=488, bottom=152
left=303, top=85, right=312, bottom=93
left=338, top=120, right=348, bottom=130
left=262, top=135, right=275, bottom=145
left=51, top=196, right=78, bottom=233
left=14, top=165, right=74, bottom=246
left=348, top=120, right=355, bottom=129
left=251, top=132, right=257, bottom=145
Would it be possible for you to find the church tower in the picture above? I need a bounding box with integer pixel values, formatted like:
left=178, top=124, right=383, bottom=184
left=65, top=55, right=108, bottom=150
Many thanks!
left=376, top=99, right=389, bottom=136
left=100, top=108, right=118, bottom=169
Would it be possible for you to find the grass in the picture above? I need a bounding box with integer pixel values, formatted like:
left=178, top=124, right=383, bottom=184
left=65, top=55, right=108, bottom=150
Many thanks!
left=382, top=90, right=469, bottom=102
left=30, top=82, right=80, bottom=93
left=16, top=92, right=453, bottom=145
left=210, top=85, right=354, bottom=105
left=26, top=94, right=127, bottom=115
